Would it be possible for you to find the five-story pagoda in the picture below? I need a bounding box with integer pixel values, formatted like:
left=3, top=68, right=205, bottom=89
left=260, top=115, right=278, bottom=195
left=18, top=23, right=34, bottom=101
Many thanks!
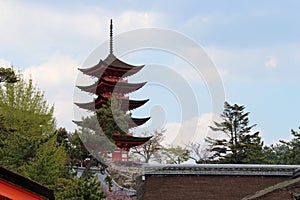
left=74, top=20, right=151, bottom=152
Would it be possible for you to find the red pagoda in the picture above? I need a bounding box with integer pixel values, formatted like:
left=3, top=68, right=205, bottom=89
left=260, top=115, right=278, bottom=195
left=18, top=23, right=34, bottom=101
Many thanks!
left=74, top=20, right=151, bottom=153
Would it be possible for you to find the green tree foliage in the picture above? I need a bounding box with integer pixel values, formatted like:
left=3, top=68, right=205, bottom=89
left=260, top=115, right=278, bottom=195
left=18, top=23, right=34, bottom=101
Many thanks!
left=263, top=143, right=290, bottom=164
left=56, top=127, right=69, bottom=146
left=263, top=127, right=300, bottom=164
left=48, top=129, right=107, bottom=199
left=0, top=77, right=55, bottom=172
left=0, top=67, right=18, bottom=83
left=74, top=97, right=131, bottom=166
left=67, top=130, right=90, bottom=167
left=279, top=127, right=300, bottom=164
left=96, top=97, right=131, bottom=140
left=26, top=133, right=68, bottom=188
left=206, top=101, right=265, bottom=164
left=0, top=73, right=106, bottom=199
left=77, top=114, right=115, bottom=157
left=158, top=145, right=190, bottom=164
left=0, top=77, right=55, bottom=136
left=56, top=175, right=106, bottom=200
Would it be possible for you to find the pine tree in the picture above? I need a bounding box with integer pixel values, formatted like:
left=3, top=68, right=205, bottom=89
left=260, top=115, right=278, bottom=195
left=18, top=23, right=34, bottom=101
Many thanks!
left=96, top=97, right=131, bottom=140
left=55, top=175, right=106, bottom=200
left=67, top=130, right=90, bottom=167
left=78, top=114, right=115, bottom=156
left=26, top=133, right=68, bottom=188
left=0, top=77, right=55, bottom=172
left=263, top=143, right=290, bottom=164
left=206, top=101, right=265, bottom=164
left=0, top=67, right=18, bottom=83
left=0, top=77, right=55, bottom=136
left=280, top=127, right=300, bottom=164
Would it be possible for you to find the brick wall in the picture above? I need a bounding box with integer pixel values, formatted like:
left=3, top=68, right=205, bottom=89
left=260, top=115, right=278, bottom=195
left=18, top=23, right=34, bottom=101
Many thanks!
left=246, top=177, right=300, bottom=200
left=138, top=175, right=288, bottom=200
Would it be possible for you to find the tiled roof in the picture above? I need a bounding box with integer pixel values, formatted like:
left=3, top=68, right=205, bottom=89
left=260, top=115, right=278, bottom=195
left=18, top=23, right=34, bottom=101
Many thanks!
left=142, top=164, right=300, bottom=177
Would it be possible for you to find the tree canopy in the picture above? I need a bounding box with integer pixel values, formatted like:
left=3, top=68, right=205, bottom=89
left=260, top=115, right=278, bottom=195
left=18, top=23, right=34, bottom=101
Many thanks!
left=0, top=67, right=18, bottom=83
left=96, top=97, right=131, bottom=140
left=206, top=101, right=265, bottom=164
left=0, top=77, right=56, bottom=172
left=0, top=73, right=106, bottom=199
left=279, top=127, right=300, bottom=164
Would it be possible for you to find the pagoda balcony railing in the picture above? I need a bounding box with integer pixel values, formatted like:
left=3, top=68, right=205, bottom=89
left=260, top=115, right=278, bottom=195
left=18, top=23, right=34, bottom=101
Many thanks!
left=103, top=76, right=128, bottom=83
left=101, top=93, right=130, bottom=99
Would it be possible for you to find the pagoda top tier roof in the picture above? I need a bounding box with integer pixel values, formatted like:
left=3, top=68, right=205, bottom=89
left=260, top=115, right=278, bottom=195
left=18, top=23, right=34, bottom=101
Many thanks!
left=78, top=54, right=145, bottom=78
left=104, top=53, right=144, bottom=69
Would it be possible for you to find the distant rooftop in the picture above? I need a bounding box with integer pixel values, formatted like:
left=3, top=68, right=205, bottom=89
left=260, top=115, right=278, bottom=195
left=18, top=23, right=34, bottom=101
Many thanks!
left=142, top=164, right=300, bottom=177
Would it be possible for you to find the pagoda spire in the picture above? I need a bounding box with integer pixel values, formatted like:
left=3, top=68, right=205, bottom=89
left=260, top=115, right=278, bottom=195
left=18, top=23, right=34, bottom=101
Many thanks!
left=110, top=19, right=113, bottom=54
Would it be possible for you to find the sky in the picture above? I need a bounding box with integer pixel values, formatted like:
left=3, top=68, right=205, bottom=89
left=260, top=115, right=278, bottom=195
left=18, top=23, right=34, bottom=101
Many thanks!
left=1, top=0, right=300, bottom=146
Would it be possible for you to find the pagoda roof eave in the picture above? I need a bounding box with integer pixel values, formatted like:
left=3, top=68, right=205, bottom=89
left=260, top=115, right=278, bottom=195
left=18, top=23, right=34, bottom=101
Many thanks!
left=78, top=62, right=145, bottom=74
left=76, top=79, right=147, bottom=90
left=94, top=96, right=149, bottom=107
left=76, top=80, right=147, bottom=95
left=78, top=54, right=145, bottom=74
left=74, top=102, right=95, bottom=111
left=131, top=117, right=151, bottom=123
left=103, top=53, right=144, bottom=69
left=113, top=134, right=152, bottom=150
left=74, top=98, right=149, bottom=111
left=72, top=116, right=150, bottom=129
left=112, top=134, right=152, bottom=141
left=129, top=117, right=151, bottom=129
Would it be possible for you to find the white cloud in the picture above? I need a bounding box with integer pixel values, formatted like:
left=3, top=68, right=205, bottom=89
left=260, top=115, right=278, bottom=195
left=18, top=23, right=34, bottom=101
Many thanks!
left=164, top=46, right=227, bottom=85
left=23, top=53, right=79, bottom=131
left=205, top=46, right=283, bottom=81
left=0, top=58, right=12, bottom=67
left=174, top=64, right=228, bottom=84
left=265, top=56, right=278, bottom=70
left=0, top=1, right=162, bottom=52
left=115, top=11, right=162, bottom=31
left=183, top=13, right=242, bottom=38
left=163, top=113, right=221, bottom=147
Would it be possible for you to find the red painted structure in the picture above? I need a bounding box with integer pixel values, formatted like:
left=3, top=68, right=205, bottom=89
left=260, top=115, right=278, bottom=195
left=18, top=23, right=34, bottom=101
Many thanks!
left=0, top=166, right=54, bottom=200
left=100, top=148, right=129, bottom=162
left=74, top=20, right=151, bottom=160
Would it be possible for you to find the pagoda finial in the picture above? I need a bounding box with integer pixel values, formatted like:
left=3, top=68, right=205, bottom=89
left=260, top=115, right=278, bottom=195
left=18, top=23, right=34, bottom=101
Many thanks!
left=110, top=19, right=113, bottom=54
